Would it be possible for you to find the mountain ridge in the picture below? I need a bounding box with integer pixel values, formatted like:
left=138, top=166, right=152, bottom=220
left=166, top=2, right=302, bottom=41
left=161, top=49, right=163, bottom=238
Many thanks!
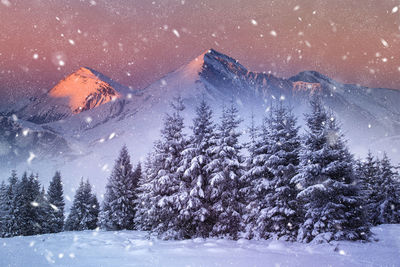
left=1, top=48, right=400, bottom=188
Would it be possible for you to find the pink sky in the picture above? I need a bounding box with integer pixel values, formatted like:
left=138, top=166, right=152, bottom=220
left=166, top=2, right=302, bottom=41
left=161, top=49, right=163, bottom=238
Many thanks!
left=1, top=0, right=400, bottom=102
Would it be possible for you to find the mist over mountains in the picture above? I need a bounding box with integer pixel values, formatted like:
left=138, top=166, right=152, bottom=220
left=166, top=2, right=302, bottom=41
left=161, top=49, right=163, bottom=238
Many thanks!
left=1, top=48, right=400, bottom=191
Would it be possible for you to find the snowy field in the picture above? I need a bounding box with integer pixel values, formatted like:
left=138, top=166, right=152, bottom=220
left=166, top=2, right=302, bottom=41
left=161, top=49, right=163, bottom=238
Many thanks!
left=1, top=225, right=399, bottom=267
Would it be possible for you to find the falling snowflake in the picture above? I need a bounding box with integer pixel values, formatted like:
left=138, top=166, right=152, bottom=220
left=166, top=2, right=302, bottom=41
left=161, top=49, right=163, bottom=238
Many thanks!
left=392, top=6, right=399, bottom=13
left=1, top=0, right=11, bottom=7
left=49, top=203, right=59, bottom=212
left=251, top=19, right=258, bottom=26
left=270, top=30, right=277, bottom=37
left=109, top=132, right=116, bottom=139
left=68, top=39, right=75, bottom=45
left=102, top=164, right=108, bottom=171
left=27, top=152, right=36, bottom=164
left=172, top=29, right=180, bottom=38
left=380, top=38, right=389, bottom=48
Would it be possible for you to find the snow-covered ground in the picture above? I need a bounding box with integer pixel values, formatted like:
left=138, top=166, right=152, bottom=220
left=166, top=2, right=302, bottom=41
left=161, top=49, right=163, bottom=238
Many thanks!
left=1, top=225, right=399, bottom=267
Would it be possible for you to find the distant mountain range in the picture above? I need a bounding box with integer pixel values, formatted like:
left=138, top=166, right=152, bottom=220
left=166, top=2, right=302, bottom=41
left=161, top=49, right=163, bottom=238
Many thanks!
left=1, top=48, right=400, bottom=189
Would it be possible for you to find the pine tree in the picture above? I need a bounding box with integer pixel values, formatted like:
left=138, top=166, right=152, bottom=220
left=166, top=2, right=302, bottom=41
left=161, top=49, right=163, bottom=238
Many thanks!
left=258, top=104, right=301, bottom=240
left=242, top=113, right=273, bottom=239
left=35, top=186, right=50, bottom=234
left=133, top=162, right=142, bottom=189
left=177, top=99, right=217, bottom=238
left=0, top=181, right=7, bottom=237
left=87, top=182, right=100, bottom=230
left=145, top=97, right=188, bottom=239
left=292, top=97, right=369, bottom=243
left=99, top=146, right=138, bottom=230
left=65, top=179, right=99, bottom=231
left=135, top=153, right=158, bottom=231
left=206, top=101, right=244, bottom=239
left=47, top=171, right=65, bottom=233
left=377, top=154, right=400, bottom=224
left=240, top=112, right=260, bottom=206
left=355, top=152, right=380, bottom=225
left=2, top=170, right=19, bottom=237
left=14, top=173, right=42, bottom=236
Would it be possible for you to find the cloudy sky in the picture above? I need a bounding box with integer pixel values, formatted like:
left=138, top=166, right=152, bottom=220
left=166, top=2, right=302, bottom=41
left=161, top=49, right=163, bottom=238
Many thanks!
left=1, top=0, right=400, bottom=103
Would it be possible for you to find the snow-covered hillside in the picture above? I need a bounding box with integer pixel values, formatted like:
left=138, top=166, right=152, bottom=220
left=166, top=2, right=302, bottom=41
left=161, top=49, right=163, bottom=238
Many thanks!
left=0, top=225, right=399, bottom=267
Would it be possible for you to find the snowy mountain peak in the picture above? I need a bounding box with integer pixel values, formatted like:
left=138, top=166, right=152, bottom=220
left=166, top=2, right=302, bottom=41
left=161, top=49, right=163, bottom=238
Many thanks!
left=203, top=49, right=248, bottom=76
left=49, top=67, right=121, bottom=114
left=289, top=70, right=332, bottom=84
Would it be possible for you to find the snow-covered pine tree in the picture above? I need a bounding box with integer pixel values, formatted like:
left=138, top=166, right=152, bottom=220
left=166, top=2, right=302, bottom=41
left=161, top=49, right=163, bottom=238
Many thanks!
left=99, top=145, right=138, bottom=230
left=65, top=179, right=99, bottom=231
left=133, top=162, right=142, bottom=189
left=377, top=153, right=400, bottom=224
left=35, top=186, right=51, bottom=234
left=177, top=99, right=217, bottom=238
left=260, top=104, right=301, bottom=241
left=241, top=112, right=273, bottom=239
left=87, top=181, right=100, bottom=230
left=14, top=173, right=42, bottom=236
left=292, top=97, right=369, bottom=243
left=2, top=170, right=19, bottom=237
left=240, top=111, right=260, bottom=205
left=206, top=101, right=244, bottom=239
left=355, top=152, right=380, bottom=225
left=0, top=181, right=7, bottom=237
left=47, top=171, right=65, bottom=233
left=145, top=97, right=188, bottom=239
left=134, top=153, right=158, bottom=231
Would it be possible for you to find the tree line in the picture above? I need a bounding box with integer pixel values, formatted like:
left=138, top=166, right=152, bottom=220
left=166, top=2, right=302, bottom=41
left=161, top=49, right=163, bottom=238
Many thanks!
left=1, top=96, right=399, bottom=243
left=100, top=97, right=400, bottom=242
left=0, top=171, right=99, bottom=237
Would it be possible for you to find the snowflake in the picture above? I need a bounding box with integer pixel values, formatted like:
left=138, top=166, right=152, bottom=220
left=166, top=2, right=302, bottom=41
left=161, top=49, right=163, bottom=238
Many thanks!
left=27, top=151, right=36, bottom=164
left=172, top=29, right=180, bottom=38
left=380, top=39, right=389, bottom=48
